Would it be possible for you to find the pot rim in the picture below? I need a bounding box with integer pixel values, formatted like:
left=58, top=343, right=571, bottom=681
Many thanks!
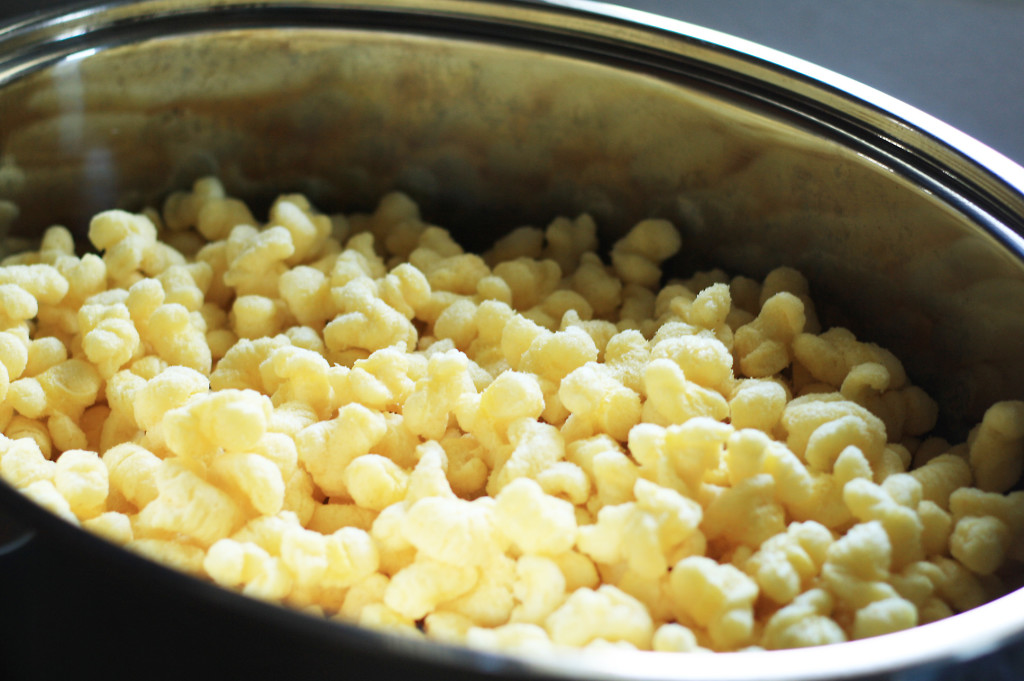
left=1, top=1, right=1023, bottom=679
left=7, top=464, right=1023, bottom=681
left=3, top=0, right=1022, bottom=223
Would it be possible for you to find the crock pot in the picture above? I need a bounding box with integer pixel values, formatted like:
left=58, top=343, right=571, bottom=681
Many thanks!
left=1, top=1, right=1023, bottom=679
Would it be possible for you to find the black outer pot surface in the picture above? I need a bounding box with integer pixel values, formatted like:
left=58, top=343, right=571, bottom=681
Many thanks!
left=2, top=1, right=1024, bottom=680
left=3, top=484, right=1024, bottom=681
left=0, top=492, right=536, bottom=680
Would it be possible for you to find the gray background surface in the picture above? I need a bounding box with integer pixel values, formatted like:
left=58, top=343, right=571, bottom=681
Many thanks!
left=2, top=0, right=1023, bottom=167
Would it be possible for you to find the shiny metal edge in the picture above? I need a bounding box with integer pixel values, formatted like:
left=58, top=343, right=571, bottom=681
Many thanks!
left=546, top=0, right=1024, bottom=229
left=2, top=0, right=1023, bottom=231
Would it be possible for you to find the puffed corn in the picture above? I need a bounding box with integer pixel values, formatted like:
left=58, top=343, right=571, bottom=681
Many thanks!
left=1, top=178, right=1021, bottom=658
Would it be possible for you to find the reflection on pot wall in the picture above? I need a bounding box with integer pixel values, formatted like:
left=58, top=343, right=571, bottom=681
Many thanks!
left=0, top=29, right=1022, bottom=434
